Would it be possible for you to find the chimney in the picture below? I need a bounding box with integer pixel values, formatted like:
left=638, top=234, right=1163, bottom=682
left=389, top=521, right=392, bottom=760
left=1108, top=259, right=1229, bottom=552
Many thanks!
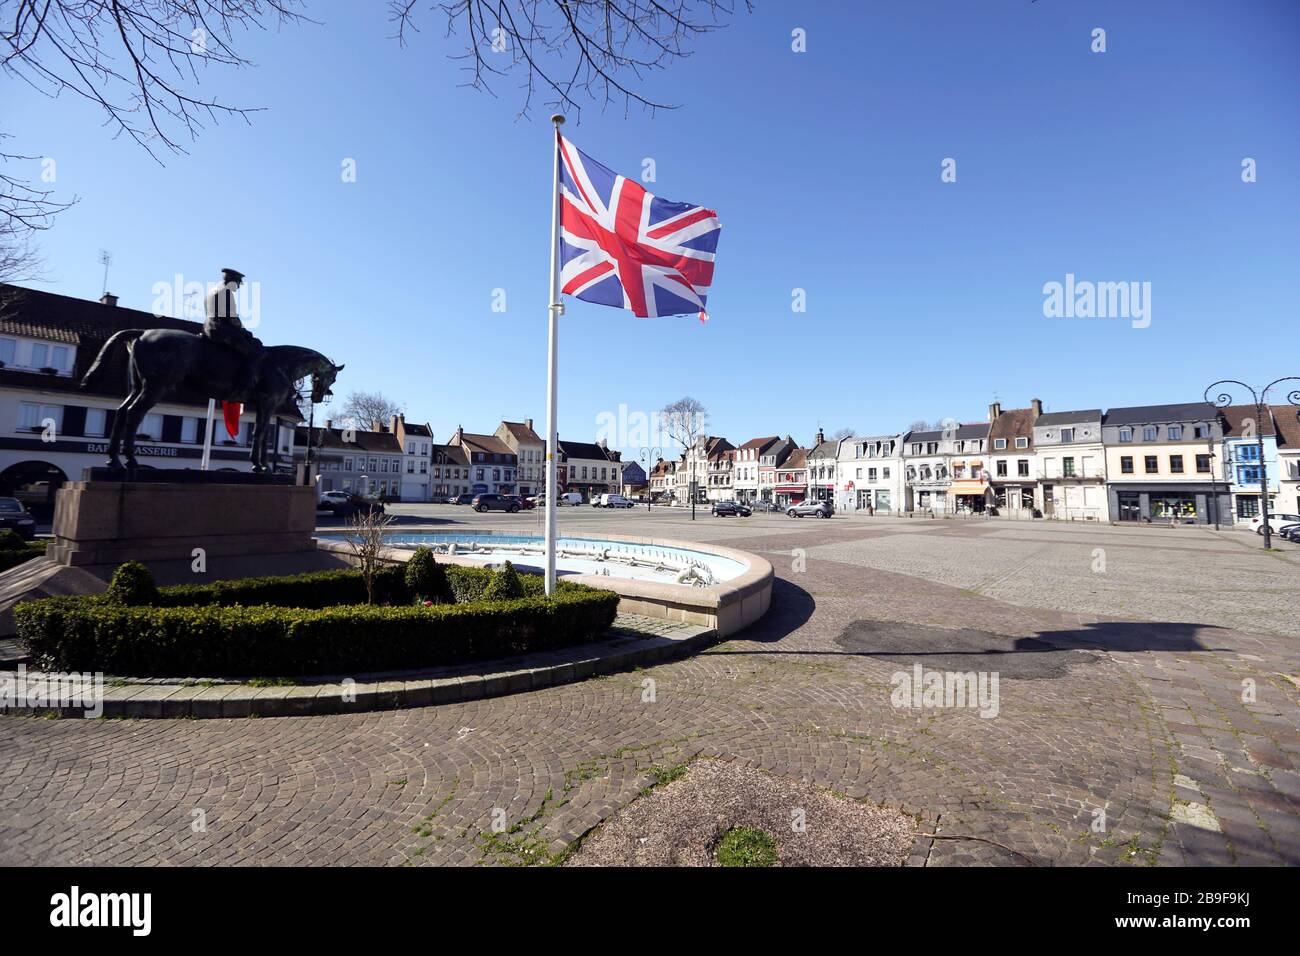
left=324, top=419, right=333, bottom=430
left=99, top=292, right=118, bottom=307
left=390, top=414, right=400, bottom=435
left=988, top=401, right=1002, bottom=423
left=525, top=417, right=533, bottom=432
left=598, top=437, right=607, bottom=450
left=1031, top=398, right=1043, bottom=418
left=815, top=428, right=825, bottom=446
left=454, top=425, right=464, bottom=445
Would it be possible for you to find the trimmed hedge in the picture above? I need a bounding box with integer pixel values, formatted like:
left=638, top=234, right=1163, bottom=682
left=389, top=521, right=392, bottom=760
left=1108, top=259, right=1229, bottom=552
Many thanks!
left=15, top=563, right=618, bottom=677
left=0, top=541, right=46, bottom=573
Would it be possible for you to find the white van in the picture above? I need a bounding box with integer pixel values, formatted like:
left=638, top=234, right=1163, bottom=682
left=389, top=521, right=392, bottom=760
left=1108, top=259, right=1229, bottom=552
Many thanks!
left=595, top=493, right=633, bottom=509
left=541, top=492, right=583, bottom=507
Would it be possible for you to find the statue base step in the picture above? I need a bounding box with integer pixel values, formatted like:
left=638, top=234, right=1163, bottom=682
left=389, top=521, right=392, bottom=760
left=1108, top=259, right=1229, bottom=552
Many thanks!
left=82, top=467, right=296, bottom=485
left=49, top=480, right=318, bottom=567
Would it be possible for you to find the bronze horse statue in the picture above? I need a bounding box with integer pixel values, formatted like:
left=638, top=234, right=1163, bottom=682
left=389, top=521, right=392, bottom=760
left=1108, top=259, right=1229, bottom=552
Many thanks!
left=81, top=330, right=342, bottom=472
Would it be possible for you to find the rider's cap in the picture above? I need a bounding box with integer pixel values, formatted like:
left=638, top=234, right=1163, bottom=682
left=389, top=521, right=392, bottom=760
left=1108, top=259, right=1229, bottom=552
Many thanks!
left=221, top=267, right=245, bottom=282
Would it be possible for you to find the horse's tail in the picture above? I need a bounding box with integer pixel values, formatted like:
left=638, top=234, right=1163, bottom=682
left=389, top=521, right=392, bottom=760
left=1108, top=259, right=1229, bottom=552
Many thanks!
left=80, top=329, right=144, bottom=389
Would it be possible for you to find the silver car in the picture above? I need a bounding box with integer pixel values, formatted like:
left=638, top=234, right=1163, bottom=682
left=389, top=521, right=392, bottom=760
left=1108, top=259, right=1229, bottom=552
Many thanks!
left=787, top=500, right=833, bottom=518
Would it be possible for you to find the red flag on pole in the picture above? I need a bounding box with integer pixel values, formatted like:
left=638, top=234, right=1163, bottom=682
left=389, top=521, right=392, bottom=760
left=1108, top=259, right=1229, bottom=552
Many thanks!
left=222, top=401, right=241, bottom=439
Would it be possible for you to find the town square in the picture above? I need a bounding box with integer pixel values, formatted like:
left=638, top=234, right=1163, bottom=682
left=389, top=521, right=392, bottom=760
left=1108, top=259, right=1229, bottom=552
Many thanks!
left=0, top=0, right=1295, bottom=932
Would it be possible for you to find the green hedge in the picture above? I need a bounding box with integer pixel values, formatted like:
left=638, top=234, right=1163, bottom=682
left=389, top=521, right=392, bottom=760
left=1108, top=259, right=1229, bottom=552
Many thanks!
left=0, top=541, right=46, bottom=573
left=15, top=563, right=618, bottom=677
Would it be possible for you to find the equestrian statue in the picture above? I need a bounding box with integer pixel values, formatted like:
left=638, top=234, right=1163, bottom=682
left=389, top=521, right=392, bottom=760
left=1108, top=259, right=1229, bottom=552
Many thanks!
left=81, top=267, right=343, bottom=472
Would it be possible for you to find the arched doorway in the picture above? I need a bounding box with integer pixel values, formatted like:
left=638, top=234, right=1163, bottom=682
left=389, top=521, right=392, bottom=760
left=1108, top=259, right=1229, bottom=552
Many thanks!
left=0, top=460, right=69, bottom=522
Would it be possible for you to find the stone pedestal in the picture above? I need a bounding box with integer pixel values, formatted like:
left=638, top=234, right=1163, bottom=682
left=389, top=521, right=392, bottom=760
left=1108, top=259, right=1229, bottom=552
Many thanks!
left=49, top=480, right=318, bottom=567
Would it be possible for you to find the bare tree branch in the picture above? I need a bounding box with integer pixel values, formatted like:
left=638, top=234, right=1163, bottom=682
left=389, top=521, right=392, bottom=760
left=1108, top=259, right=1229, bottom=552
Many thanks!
left=0, top=132, right=75, bottom=282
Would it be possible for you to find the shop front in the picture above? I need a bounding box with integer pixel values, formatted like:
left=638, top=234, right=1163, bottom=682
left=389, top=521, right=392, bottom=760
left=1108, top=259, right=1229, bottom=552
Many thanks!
left=1108, top=484, right=1230, bottom=525
left=950, top=479, right=989, bottom=514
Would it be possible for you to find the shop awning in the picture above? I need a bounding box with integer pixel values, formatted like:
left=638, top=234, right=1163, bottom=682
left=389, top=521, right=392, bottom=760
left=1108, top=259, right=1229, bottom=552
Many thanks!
left=950, top=480, right=988, bottom=495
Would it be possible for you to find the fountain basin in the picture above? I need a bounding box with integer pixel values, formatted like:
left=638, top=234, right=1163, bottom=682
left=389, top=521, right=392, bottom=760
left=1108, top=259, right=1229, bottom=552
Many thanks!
left=314, top=529, right=773, bottom=637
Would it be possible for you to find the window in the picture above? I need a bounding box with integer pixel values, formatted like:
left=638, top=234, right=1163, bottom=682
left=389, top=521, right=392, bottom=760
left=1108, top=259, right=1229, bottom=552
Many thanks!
left=1235, top=445, right=1260, bottom=462
left=1060, top=428, right=1074, bottom=443
left=1144, top=455, right=1158, bottom=474
left=1119, top=428, right=1133, bottom=442
left=1152, top=495, right=1197, bottom=519
left=996, top=461, right=1008, bottom=477
left=30, top=343, right=48, bottom=368
left=406, top=460, right=414, bottom=473
left=181, top=417, right=198, bottom=443
left=994, top=438, right=1007, bottom=450
left=882, top=468, right=890, bottom=479
left=1196, top=454, right=1211, bottom=473
left=1237, top=465, right=1261, bottom=485
left=1193, top=425, right=1208, bottom=439
left=1168, top=425, right=1183, bottom=440
left=1143, top=426, right=1157, bottom=441
left=1017, top=459, right=1029, bottom=477
left=1237, top=496, right=1260, bottom=519
left=867, top=468, right=877, bottom=482
left=0, top=338, right=14, bottom=365
left=140, top=413, right=162, bottom=439
left=1170, top=455, right=1184, bottom=474
left=51, top=345, right=71, bottom=372
left=1063, top=457, right=1076, bottom=477
left=85, top=407, right=108, bottom=437
left=19, top=402, right=63, bottom=431
left=1120, top=456, right=1134, bottom=474
left=1015, top=437, right=1028, bottom=449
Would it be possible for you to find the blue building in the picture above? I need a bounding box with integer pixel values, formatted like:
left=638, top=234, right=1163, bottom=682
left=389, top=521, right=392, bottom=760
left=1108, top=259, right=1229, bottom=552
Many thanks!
left=1220, top=405, right=1278, bottom=522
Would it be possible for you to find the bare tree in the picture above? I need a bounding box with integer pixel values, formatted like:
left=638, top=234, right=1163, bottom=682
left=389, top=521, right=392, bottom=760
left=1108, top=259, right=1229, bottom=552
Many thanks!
left=0, top=136, right=75, bottom=282
left=343, top=508, right=395, bottom=604
left=2, top=1, right=307, bottom=159
left=340, top=390, right=404, bottom=432
left=660, top=396, right=707, bottom=519
left=389, top=0, right=750, bottom=118
left=832, top=427, right=853, bottom=440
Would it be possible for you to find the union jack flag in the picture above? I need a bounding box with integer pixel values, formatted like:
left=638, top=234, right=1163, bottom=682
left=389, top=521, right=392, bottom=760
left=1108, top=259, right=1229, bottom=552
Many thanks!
left=558, top=134, right=721, bottom=323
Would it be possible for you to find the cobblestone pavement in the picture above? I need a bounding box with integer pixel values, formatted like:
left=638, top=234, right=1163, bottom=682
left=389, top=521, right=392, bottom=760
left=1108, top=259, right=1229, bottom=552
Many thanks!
left=2, top=511, right=1297, bottom=866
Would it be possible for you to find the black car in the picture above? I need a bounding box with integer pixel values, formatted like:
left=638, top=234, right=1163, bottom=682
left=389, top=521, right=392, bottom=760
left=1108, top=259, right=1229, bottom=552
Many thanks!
left=449, top=493, right=475, bottom=505
left=0, top=497, right=37, bottom=539
left=711, top=500, right=752, bottom=517
left=472, top=493, right=520, bottom=513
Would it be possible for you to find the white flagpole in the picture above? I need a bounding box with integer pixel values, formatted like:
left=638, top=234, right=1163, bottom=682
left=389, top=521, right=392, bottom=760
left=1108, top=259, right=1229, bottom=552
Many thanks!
left=545, top=114, right=565, bottom=596
left=201, top=398, right=216, bottom=471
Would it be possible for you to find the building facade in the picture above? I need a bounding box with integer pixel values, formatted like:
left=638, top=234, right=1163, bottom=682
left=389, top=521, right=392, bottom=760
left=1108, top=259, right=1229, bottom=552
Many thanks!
left=806, top=430, right=841, bottom=503
left=837, top=433, right=905, bottom=513
left=1033, top=408, right=1108, bottom=520
left=733, top=436, right=779, bottom=503
left=1219, top=405, right=1279, bottom=523
left=1102, top=403, right=1229, bottom=524
left=449, top=426, right=518, bottom=496
left=392, top=415, right=433, bottom=501
left=987, top=400, right=1042, bottom=516
left=495, top=419, right=544, bottom=497
left=295, top=425, right=405, bottom=498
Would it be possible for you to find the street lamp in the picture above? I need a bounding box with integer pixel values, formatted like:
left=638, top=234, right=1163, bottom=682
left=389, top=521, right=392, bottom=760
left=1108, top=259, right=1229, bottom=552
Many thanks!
left=1204, top=377, right=1300, bottom=549
left=1205, top=445, right=1220, bottom=532
left=639, top=446, right=661, bottom=513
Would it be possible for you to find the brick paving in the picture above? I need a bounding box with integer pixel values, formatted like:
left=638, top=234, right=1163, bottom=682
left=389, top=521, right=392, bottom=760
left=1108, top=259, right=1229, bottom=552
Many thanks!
left=1, top=511, right=1297, bottom=866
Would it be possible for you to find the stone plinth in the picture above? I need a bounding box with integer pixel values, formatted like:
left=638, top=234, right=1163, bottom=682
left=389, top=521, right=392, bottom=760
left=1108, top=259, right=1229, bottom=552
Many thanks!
left=49, top=480, right=318, bottom=567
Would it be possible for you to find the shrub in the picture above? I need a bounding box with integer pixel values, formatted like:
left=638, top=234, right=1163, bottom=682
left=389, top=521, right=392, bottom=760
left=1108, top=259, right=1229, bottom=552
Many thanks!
left=484, top=560, right=525, bottom=601
left=157, top=565, right=407, bottom=608
left=0, top=541, right=46, bottom=572
left=404, top=546, right=450, bottom=603
left=104, top=561, right=158, bottom=607
left=0, top=529, right=29, bottom=551
left=15, top=585, right=619, bottom=677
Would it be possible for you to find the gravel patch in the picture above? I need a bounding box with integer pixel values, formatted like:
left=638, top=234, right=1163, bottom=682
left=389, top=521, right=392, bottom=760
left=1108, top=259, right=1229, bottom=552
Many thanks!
left=566, top=759, right=915, bottom=866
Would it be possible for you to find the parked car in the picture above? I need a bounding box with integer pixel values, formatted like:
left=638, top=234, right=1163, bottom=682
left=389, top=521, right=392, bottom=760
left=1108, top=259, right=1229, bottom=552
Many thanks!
left=472, top=493, right=520, bottom=513
left=0, top=496, right=37, bottom=539
left=1277, top=522, right=1300, bottom=542
left=319, top=492, right=385, bottom=518
left=1249, top=512, right=1300, bottom=535
left=711, top=500, right=752, bottom=517
left=505, top=495, right=535, bottom=510
left=787, top=500, right=834, bottom=518
left=449, top=493, right=475, bottom=505
left=596, top=493, right=634, bottom=509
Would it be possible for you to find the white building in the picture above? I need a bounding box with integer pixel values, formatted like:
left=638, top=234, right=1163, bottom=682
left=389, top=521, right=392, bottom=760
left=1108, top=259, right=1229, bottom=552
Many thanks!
left=392, top=414, right=433, bottom=501
left=495, top=419, right=544, bottom=497
left=294, top=424, right=405, bottom=498
left=1274, top=405, right=1300, bottom=517
left=837, top=433, right=905, bottom=514
left=733, top=436, right=779, bottom=503
left=1033, top=409, right=1108, bottom=520
left=0, top=284, right=300, bottom=519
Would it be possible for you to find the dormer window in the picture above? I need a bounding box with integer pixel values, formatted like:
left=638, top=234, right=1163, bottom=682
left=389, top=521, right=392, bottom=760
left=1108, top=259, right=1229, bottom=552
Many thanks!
left=994, top=438, right=1007, bottom=450
left=0, top=336, right=75, bottom=375
left=1015, top=437, right=1028, bottom=449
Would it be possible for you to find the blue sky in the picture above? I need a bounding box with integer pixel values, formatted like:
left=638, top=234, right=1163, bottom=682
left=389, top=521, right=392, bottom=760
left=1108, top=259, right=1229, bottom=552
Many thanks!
left=8, top=0, right=1299, bottom=457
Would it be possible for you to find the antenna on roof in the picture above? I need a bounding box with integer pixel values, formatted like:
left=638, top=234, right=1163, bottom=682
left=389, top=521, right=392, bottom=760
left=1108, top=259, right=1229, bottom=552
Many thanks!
left=98, top=249, right=113, bottom=295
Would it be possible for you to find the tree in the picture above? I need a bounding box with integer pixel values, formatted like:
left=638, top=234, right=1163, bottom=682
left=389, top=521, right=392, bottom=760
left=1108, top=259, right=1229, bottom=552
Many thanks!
left=832, top=427, right=854, bottom=440
left=660, top=396, right=707, bottom=519
left=339, top=390, right=404, bottom=432
left=0, top=137, right=76, bottom=282
left=344, top=508, right=395, bottom=604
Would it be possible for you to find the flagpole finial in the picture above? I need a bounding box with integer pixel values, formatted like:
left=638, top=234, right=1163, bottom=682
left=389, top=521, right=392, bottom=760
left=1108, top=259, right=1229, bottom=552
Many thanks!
left=551, top=114, right=565, bottom=127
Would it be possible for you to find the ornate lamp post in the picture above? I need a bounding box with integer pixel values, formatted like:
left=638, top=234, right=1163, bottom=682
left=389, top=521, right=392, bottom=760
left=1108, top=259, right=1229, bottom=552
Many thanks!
left=639, top=446, right=661, bottom=512
left=1204, top=378, right=1300, bottom=549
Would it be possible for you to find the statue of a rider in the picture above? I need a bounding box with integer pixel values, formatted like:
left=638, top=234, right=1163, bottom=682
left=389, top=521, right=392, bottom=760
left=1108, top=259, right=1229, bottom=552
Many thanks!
left=203, top=267, right=262, bottom=396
